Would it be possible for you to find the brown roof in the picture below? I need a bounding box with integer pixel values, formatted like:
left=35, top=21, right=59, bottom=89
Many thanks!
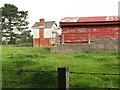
left=32, top=21, right=55, bottom=28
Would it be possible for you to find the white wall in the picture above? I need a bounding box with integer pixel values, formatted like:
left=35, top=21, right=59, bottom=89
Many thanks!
left=33, top=28, right=52, bottom=39
left=33, top=23, right=61, bottom=39
left=44, top=29, right=52, bottom=38
left=33, top=29, right=39, bottom=39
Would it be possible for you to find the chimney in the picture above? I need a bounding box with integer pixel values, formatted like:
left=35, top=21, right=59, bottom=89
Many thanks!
left=39, top=18, right=44, bottom=47
left=40, top=18, right=44, bottom=26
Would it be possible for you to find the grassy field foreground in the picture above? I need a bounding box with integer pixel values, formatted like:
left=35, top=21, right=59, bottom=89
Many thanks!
left=2, top=45, right=119, bottom=88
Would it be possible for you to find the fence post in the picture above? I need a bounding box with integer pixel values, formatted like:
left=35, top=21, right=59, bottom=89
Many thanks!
left=58, top=67, right=69, bottom=90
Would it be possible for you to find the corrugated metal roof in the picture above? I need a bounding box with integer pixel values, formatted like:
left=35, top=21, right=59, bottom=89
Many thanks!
left=32, top=21, right=55, bottom=28
left=60, top=16, right=120, bottom=22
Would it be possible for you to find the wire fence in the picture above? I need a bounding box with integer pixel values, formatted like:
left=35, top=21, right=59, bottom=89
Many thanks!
left=2, top=69, right=56, bottom=73
left=2, top=69, right=119, bottom=75
left=69, top=71, right=120, bottom=88
left=70, top=72, right=120, bottom=75
left=1, top=67, right=120, bottom=89
left=2, top=69, right=58, bottom=88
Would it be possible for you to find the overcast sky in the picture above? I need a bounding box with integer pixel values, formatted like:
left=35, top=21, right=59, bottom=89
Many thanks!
left=0, top=0, right=120, bottom=29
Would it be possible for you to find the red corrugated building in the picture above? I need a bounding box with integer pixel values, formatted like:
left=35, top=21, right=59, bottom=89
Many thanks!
left=60, top=16, right=120, bottom=44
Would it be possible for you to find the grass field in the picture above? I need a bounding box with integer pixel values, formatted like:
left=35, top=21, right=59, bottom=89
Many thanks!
left=2, top=45, right=119, bottom=88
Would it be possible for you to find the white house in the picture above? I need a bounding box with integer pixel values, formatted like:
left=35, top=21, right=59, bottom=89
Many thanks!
left=32, top=18, right=61, bottom=47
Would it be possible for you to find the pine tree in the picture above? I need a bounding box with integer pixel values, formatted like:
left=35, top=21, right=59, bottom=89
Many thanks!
left=16, top=30, right=33, bottom=46
left=1, top=4, right=29, bottom=45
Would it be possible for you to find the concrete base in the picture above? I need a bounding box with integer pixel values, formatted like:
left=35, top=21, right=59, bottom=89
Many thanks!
left=51, top=38, right=120, bottom=52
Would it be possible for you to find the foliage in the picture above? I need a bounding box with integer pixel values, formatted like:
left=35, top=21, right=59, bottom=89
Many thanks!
left=1, top=4, right=32, bottom=46
left=2, top=45, right=119, bottom=88
left=16, top=30, right=33, bottom=46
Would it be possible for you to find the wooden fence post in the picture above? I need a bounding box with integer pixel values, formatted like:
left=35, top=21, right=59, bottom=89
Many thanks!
left=58, top=67, right=69, bottom=90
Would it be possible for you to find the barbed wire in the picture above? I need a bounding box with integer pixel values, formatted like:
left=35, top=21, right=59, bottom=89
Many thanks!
left=2, top=69, right=120, bottom=75
left=2, top=80, right=57, bottom=85
left=70, top=72, right=120, bottom=75
left=1, top=69, right=57, bottom=73
left=70, top=85, right=119, bottom=89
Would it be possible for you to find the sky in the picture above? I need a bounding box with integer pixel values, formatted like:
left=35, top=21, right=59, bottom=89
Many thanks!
left=0, top=0, right=120, bottom=29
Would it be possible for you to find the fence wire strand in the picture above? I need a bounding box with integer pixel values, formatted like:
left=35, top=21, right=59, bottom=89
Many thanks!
left=70, top=72, right=120, bottom=75
left=2, top=69, right=120, bottom=88
left=1, top=69, right=57, bottom=73
left=2, top=69, right=120, bottom=75
left=2, top=80, right=57, bottom=86
left=70, top=85, right=119, bottom=89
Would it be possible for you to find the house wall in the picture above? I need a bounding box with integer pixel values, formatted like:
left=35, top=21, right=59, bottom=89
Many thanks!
left=33, top=23, right=59, bottom=47
left=33, top=38, right=39, bottom=47
left=33, top=28, right=52, bottom=39
left=33, top=29, right=39, bottom=39
left=62, top=25, right=120, bottom=43
left=39, top=38, right=51, bottom=47
left=44, top=29, right=52, bottom=38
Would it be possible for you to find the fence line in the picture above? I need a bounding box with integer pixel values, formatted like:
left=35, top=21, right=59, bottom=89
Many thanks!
left=2, top=80, right=57, bottom=85
left=70, top=72, right=120, bottom=75
left=70, top=85, right=101, bottom=88
left=1, top=69, right=57, bottom=73
left=2, top=67, right=120, bottom=89
left=2, top=69, right=120, bottom=75
left=69, top=85, right=118, bottom=89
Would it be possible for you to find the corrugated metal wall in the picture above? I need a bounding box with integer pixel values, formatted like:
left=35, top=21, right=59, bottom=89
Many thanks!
left=62, top=25, right=120, bottom=43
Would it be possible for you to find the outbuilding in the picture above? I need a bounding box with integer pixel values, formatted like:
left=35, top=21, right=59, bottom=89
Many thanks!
left=60, top=16, right=120, bottom=44
left=32, top=18, right=61, bottom=47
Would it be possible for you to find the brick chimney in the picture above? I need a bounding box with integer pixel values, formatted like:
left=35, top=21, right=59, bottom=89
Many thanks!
left=39, top=18, right=45, bottom=46
left=40, top=18, right=44, bottom=26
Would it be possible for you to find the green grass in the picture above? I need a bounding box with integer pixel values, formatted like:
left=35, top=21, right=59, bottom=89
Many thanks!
left=2, top=45, right=119, bottom=88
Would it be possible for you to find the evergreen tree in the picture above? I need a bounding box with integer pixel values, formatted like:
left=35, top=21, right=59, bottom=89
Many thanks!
left=1, top=4, right=29, bottom=45
left=16, top=30, right=33, bottom=46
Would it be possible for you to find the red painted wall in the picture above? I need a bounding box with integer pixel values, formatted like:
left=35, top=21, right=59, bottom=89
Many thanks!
left=33, top=39, right=39, bottom=47
left=33, top=38, right=51, bottom=47
left=62, top=25, right=120, bottom=43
